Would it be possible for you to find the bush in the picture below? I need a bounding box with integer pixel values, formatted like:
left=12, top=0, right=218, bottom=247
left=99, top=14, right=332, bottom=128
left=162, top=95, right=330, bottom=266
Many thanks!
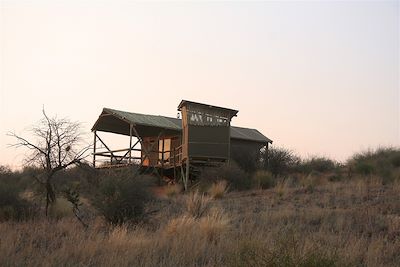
left=198, top=163, right=252, bottom=191
left=264, top=147, right=301, bottom=176
left=52, top=164, right=99, bottom=195
left=297, top=156, right=338, bottom=174
left=0, top=167, right=34, bottom=221
left=230, top=147, right=261, bottom=173
left=348, top=147, right=400, bottom=183
left=92, top=173, right=155, bottom=225
left=354, top=161, right=374, bottom=175
left=48, top=197, right=73, bottom=219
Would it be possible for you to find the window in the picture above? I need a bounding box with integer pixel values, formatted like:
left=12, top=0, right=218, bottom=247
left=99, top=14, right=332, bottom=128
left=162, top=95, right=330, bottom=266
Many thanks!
left=159, top=138, right=171, bottom=162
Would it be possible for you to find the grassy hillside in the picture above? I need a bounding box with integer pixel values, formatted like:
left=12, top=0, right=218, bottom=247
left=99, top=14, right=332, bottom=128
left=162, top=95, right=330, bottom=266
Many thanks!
left=1, top=147, right=400, bottom=266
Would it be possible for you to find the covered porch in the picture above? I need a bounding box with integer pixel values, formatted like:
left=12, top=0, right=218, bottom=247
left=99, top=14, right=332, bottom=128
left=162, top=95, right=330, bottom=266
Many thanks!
left=91, top=108, right=183, bottom=172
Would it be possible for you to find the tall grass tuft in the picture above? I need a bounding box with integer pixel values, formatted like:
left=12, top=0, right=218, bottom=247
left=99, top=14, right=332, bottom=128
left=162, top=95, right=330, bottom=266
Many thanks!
left=208, top=180, right=228, bottom=199
left=253, top=170, right=275, bottom=189
left=185, top=191, right=211, bottom=218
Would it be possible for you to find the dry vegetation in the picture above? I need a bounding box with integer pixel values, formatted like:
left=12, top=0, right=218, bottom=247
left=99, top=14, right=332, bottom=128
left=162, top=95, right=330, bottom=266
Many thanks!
left=1, top=147, right=400, bottom=266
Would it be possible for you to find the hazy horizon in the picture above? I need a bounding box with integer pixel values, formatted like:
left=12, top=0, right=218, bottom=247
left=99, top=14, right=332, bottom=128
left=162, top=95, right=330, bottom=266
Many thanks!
left=1, top=0, right=399, bottom=169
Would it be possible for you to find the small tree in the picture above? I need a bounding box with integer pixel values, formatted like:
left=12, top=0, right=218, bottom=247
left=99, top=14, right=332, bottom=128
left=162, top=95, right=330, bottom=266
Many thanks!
left=261, top=147, right=301, bottom=176
left=8, top=109, right=90, bottom=216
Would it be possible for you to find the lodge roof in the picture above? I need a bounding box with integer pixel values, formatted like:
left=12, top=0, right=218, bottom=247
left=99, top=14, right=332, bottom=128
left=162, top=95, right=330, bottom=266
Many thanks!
left=92, top=108, right=272, bottom=144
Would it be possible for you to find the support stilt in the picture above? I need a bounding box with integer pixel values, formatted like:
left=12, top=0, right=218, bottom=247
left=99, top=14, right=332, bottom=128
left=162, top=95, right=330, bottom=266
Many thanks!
left=93, top=131, right=96, bottom=168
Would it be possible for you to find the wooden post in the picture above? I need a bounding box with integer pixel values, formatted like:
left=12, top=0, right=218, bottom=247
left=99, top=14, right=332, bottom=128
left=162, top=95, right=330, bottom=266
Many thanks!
left=173, top=147, right=176, bottom=180
left=161, top=138, right=165, bottom=172
left=180, top=165, right=185, bottom=190
left=227, top=123, right=231, bottom=165
left=93, top=130, right=96, bottom=168
left=184, top=158, right=189, bottom=191
left=129, top=124, right=133, bottom=164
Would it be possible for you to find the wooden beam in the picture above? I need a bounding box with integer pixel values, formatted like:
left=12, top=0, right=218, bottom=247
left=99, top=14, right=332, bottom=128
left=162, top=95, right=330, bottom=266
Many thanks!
left=94, top=154, right=141, bottom=160
left=116, top=139, right=140, bottom=164
left=131, top=127, right=144, bottom=165
left=129, top=124, right=133, bottom=164
left=161, top=138, right=165, bottom=177
left=94, top=146, right=141, bottom=155
left=93, top=131, right=96, bottom=168
left=95, top=133, right=116, bottom=161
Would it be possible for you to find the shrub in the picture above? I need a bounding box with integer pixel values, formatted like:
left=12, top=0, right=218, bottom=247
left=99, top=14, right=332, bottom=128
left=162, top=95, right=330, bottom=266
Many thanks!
left=53, top=164, right=99, bottom=195
left=92, top=174, right=155, bottom=225
left=198, top=163, right=252, bottom=191
left=297, top=156, right=338, bottom=174
left=230, top=146, right=261, bottom=173
left=391, top=153, right=400, bottom=167
left=354, top=161, right=374, bottom=175
left=0, top=168, right=33, bottom=221
left=263, top=147, right=301, bottom=176
left=208, top=180, right=228, bottom=199
left=48, top=197, right=73, bottom=219
left=347, top=147, right=400, bottom=183
left=252, top=170, right=275, bottom=189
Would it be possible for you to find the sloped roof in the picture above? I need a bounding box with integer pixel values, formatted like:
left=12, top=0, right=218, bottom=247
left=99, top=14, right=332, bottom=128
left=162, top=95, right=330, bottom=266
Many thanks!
left=92, top=108, right=272, bottom=144
left=230, top=126, right=272, bottom=143
left=101, top=108, right=181, bottom=131
left=177, top=100, right=239, bottom=117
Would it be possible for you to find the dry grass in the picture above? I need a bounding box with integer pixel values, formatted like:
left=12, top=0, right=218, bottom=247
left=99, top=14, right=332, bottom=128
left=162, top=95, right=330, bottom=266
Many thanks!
left=208, top=180, right=228, bottom=199
left=185, top=191, right=212, bottom=218
left=164, top=184, right=182, bottom=198
left=1, top=178, right=400, bottom=266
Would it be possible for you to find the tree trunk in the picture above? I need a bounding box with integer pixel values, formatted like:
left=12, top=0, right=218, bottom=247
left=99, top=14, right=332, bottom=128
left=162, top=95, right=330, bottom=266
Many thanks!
left=45, top=177, right=56, bottom=217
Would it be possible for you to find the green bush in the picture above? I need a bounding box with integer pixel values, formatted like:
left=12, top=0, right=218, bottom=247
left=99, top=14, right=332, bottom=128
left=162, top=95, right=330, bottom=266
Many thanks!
left=0, top=166, right=34, bottom=221
left=92, top=172, right=156, bottom=225
left=198, top=163, right=252, bottom=191
left=354, top=161, right=374, bottom=175
left=297, top=156, right=338, bottom=174
left=263, top=147, right=301, bottom=176
left=390, top=153, right=400, bottom=168
left=348, top=147, right=400, bottom=183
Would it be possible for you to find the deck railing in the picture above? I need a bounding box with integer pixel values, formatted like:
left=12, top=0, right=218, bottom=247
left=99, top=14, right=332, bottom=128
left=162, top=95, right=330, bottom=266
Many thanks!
left=94, top=145, right=183, bottom=169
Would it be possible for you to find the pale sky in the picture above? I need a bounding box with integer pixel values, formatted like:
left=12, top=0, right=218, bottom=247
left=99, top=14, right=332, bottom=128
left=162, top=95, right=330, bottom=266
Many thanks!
left=1, top=0, right=399, bottom=169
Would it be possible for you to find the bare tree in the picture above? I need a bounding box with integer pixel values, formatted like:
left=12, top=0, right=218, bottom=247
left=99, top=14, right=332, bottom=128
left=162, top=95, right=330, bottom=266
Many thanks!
left=8, top=109, right=91, bottom=216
